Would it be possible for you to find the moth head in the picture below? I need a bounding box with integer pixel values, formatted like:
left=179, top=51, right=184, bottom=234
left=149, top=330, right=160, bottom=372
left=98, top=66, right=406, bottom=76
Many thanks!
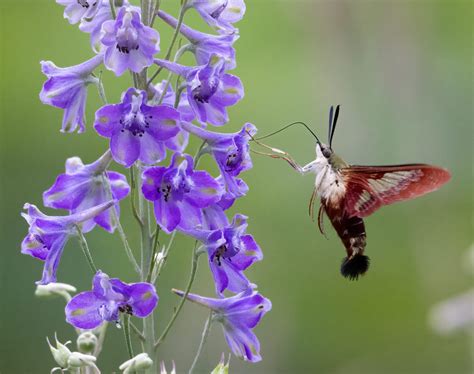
left=316, top=142, right=333, bottom=159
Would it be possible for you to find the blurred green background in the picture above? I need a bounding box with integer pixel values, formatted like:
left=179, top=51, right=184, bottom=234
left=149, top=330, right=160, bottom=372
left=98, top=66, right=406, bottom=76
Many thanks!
left=1, top=0, right=472, bottom=373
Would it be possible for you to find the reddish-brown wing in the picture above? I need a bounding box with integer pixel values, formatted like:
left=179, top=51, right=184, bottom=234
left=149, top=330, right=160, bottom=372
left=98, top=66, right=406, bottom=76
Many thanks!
left=341, top=164, right=451, bottom=218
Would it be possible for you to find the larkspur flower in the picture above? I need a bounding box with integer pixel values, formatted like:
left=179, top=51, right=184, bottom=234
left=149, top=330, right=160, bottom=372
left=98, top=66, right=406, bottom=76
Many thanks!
left=154, top=56, right=243, bottom=126
left=79, top=0, right=114, bottom=52
left=21, top=200, right=115, bottom=285
left=100, top=6, right=160, bottom=76
left=141, top=153, right=223, bottom=233
left=65, top=271, right=158, bottom=329
left=182, top=122, right=255, bottom=198
left=151, top=80, right=194, bottom=153
left=158, top=10, right=238, bottom=69
left=56, top=0, right=103, bottom=25
left=186, top=0, right=246, bottom=34
left=40, top=54, right=103, bottom=133
left=94, top=88, right=180, bottom=167
left=43, top=150, right=130, bottom=232
left=173, top=288, right=271, bottom=362
left=187, top=214, right=262, bottom=295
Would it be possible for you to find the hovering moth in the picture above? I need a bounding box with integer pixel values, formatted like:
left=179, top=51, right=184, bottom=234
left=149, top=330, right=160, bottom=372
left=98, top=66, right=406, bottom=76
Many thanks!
left=252, top=106, right=451, bottom=280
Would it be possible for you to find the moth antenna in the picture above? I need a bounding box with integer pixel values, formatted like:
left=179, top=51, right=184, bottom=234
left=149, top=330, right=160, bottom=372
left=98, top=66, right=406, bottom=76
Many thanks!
left=328, top=105, right=334, bottom=145
left=340, top=254, right=370, bottom=280
left=329, top=104, right=340, bottom=148
left=254, top=121, right=320, bottom=144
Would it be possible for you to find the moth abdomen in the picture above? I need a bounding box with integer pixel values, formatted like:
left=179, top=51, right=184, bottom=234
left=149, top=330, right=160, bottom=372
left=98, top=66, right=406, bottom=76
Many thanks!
left=340, top=254, right=370, bottom=280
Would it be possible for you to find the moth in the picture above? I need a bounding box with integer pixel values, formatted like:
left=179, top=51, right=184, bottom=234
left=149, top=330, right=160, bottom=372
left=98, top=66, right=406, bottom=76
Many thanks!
left=252, top=106, right=451, bottom=280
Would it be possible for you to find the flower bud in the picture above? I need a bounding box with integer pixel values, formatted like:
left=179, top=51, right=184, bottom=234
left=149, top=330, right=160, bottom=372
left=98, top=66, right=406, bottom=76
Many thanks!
left=211, top=353, right=230, bottom=374
left=47, top=334, right=72, bottom=369
left=119, top=353, right=153, bottom=373
left=36, top=282, right=77, bottom=300
left=67, top=351, right=97, bottom=369
left=76, top=331, right=98, bottom=354
left=160, top=360, right=176, bottom=374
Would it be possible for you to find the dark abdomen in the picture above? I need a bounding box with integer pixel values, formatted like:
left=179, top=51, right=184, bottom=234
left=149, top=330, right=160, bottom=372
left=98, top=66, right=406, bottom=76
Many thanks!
left=323, top=200, right=370, bottom=280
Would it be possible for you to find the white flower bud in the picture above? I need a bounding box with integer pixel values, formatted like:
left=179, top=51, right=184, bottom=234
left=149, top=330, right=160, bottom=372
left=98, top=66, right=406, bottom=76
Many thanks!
left=68, top=351, right=98, bottom=369
left=36, top=282, right=77, bottom=300
left=119, top=353, right=153, bottom=373
left=76, top=331, right=98, bottom=354
left=160, top=360, right=176, bottom=374
left=211, top=353, right=230, bottom=374
left=47, top=334, right=72, bottom=369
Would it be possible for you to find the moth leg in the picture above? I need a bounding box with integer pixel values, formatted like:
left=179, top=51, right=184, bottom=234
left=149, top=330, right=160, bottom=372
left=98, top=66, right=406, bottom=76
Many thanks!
left=308, top=187, right=317, bottom=221
left=317, top=204, right=328, bottom=239
left=249, top=132, right=314, bottom=175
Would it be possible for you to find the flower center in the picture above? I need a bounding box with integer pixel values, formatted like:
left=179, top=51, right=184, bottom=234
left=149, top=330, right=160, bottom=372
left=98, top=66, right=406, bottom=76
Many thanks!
left=119, top=96, right=150, bottom=137
left=77, top=0, right=96, bottom=8
left=210, top=0, right=228, bottom=19
left=213, top=245, right=229, bottom=266
left=116, top=12, right=140, bottom=54
left=118, top=304, right=133, bottom=315
left=158, top=168, right=192, bottom=203
left=192, top=77, right=219, bottom=103
left=225, top=149, right=241, bottom=171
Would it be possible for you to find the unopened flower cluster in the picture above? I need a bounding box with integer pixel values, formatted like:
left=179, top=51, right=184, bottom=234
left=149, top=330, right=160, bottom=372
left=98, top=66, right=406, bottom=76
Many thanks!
left=22, top=0, right=270, bottom=370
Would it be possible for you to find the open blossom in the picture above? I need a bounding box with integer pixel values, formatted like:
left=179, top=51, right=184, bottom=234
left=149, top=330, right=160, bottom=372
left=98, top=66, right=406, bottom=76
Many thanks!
left=94, top=88, right=180, bottom=167
left=43, top=151, right=130, bottom=233
left=186, top=0, right=246, bottom=34
left=173, top=288, right=271, bottom=362
left=56, top=0, right=103, bottom=25
left=187, top=214, right=262, bottom=295
left=100, top=7, right=160, bottom=76
left=155, top=56, right=243, bottom=126
left=141, top=154, right=223, bottom=233
left=158, top=10, right=238, bottom=69
left=182, top=122, right=255, bottom=198
left=79, top=0, right=115, bottom=52
left=40, top=54, right=102, bottom=133
left=21, top=201, right=115, bottom=285
left=151, top=81, right=194, bottom=153
left=65, top=271, right=158, bottom=329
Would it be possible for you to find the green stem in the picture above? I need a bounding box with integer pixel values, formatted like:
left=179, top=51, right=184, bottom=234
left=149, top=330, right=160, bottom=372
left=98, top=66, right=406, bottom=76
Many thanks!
left=93, top=323, right=108, bottom=358
left=108, top=0, right=116, bottom=19
left=95, top=71, right=108, bottom=105
left=147, top=0, right=189, bottom=86
left=129, top=167, right=144, bottom=227
left=76, top=227, right=98, bottom=273
left=146, top=225, right=160, bottom=282
left=130, top=321, right=146, bottom=342
left=154, top=242, right=200, bottom=350
left=188, top=311, right=213, bottom=374
left=101, top=175, right=141, bottom=274
left=123, top=315, right=134, bottom=359
left=150, top=0, right=161, bottom=27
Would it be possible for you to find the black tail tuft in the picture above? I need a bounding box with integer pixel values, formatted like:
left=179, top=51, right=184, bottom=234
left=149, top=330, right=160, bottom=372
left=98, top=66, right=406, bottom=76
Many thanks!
left=340, top=255, right=370, bottom=280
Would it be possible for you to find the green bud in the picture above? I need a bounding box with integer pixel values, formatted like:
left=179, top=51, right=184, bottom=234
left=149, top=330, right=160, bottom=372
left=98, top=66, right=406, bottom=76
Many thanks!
left=76, top=331, right=98, bottom=354
left=119, top=353, right=153, bottom=373
left=47, top=333, right=72, bottom=369
left=211, top=353, right=230, bottom=374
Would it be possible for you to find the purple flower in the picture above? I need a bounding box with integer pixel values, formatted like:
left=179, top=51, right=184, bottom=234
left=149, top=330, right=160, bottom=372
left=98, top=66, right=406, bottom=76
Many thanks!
left=173, top=288, right=271, bottom=362
left=182, top=122, right=255, bottom=198
left=56, top=0, right=103, bottom=25
left=94, top=88, right=180, bottom=167
left=40, top=54, right=103, bottom=133
left=66, top=271, right=158, bottom=329
left=151, top=81, right=194, bottom=153
left=158, top=10, right=238, bottom=69
left=43, top=151, right=130, bottom=233
left=79, top=1, right=113, bottom=52
left=100, top=7, right=160, bottom=76
left=187, top=214, right=262, bottom=295
left=186, top=0, right=246, bottom=34
left=154, top=56, right=243, bottom=126
left=141, top=154, right=223, bottom=233
left=21, top=201, right=115, bottom=285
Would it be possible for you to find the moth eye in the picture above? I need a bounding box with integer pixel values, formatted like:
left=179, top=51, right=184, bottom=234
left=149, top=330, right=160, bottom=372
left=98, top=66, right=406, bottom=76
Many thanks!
left=322, top=148, right=332, bottom=158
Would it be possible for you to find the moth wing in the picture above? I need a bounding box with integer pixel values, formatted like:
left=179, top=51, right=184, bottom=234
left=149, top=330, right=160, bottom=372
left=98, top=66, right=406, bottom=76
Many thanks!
left=341, top=164, right=450, bottom=218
